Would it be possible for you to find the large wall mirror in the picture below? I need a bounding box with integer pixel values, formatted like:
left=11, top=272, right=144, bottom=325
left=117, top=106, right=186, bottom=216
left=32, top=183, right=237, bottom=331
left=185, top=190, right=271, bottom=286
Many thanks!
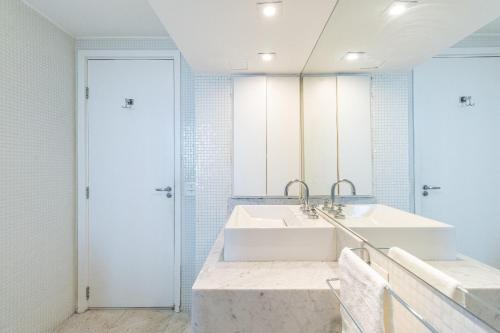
left=303, top=4, right=500, bottom=330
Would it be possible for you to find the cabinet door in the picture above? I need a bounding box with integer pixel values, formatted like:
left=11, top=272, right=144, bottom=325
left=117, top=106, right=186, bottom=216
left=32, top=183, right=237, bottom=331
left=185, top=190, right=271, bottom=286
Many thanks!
left=303, top=76, right=338, bottom=195
left=266, top=77, right=301, bottom=195
left=337, top=75, right=373, bottom=195
left=233, top=76, right=267, bottom=196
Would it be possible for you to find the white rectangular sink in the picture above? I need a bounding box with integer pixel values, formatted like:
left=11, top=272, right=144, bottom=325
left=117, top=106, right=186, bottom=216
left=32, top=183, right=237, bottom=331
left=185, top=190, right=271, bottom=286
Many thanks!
left=224, top=205, right=336, bottom=261
left=339, top=204, right=456, bottom=260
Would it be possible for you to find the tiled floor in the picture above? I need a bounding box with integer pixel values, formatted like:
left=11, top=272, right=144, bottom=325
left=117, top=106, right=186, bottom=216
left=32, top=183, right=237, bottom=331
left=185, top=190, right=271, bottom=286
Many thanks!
left=55, top=309, right=190, bottom=333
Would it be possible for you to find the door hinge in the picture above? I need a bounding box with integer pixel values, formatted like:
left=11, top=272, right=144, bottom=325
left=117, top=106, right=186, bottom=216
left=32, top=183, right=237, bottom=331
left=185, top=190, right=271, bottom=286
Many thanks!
left=85, top=87, right=89, bottom=99
left=86, top=186, right=90, bottom=199
left=86, top=286, right=90, bottom=300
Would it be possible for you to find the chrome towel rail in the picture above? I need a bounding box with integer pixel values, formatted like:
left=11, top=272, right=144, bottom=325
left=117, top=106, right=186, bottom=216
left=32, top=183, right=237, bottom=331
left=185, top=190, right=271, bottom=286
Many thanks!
left=327, top=247, right=440, bottom=333
left=326, top=278, right=365, bottom=333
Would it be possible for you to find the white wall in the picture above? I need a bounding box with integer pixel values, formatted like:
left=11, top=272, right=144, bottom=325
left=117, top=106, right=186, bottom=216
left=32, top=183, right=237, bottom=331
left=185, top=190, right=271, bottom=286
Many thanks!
left=0, top=1, right=75, bottom=332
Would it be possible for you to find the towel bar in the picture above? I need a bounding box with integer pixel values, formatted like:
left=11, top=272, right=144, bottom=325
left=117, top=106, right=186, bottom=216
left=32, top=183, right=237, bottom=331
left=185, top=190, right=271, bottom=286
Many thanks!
left=326, top=277, right=439, bottom=333
left=328, top=247, right=440, bottom=333
left=326, top=278, right=365, bottom=333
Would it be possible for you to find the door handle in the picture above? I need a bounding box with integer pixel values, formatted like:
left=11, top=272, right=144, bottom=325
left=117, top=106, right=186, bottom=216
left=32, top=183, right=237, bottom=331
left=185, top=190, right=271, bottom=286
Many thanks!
left=155, top=186, right=172, bottom=192
left=422, top=185, right=441, bottom=190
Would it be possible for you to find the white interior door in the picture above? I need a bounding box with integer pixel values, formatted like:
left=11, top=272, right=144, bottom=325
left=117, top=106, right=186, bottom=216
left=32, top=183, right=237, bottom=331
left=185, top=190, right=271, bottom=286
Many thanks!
left=87, top=59, right=175, bottom=307
left=414, top=57, right=500, bottom=268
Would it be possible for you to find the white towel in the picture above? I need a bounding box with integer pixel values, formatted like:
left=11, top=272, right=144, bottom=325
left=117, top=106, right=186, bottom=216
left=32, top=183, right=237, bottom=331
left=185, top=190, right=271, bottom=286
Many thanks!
left=339, top=248, right=394, bottom=333
left=388, top=247, right=466, bottom=306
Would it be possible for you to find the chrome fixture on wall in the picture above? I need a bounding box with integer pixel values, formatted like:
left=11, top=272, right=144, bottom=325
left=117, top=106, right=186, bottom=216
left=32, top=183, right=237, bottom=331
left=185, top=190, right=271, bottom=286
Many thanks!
left=121, top=98, right=135, bottom=109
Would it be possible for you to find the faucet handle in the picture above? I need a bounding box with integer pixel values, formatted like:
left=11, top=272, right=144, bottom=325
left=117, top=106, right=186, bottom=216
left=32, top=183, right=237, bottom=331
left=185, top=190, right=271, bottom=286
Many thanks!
left=322, top=199, right=331, bottom=210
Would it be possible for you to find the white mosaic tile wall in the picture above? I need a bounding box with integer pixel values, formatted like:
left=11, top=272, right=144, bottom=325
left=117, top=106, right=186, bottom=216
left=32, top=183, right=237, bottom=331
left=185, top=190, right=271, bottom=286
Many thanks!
left=371, top=72, right=413, bottom=212
left=0, top=1, right=76, bottom=332
left=180, top=57, right=196, bottom=312
left=194, top=75, right=233, bottom=272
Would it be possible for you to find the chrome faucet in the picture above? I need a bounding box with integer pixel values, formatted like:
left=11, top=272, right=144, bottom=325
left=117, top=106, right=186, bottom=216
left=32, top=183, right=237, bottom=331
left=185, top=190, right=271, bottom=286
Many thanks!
left=328, top=179, right=356, bottom=219
left=284, top=179, right=318, bottom=219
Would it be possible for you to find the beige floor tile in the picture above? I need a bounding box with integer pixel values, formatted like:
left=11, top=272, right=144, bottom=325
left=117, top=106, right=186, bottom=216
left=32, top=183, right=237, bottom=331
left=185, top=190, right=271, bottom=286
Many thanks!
left=55, top=309, right=190, bottom=333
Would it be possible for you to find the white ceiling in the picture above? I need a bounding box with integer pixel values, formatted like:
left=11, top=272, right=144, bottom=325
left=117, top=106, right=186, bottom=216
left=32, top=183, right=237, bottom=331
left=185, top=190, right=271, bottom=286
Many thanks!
left=148, top=0, right=336, bottom=74
left=304, top=0, right=500, bottom=73
left=22, top=0, right=500, bottom=73
left=22, top=0, right=167, bottom=37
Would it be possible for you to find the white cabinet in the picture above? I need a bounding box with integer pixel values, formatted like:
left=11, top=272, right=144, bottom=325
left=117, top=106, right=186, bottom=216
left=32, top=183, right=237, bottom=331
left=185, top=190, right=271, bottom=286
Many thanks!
left=337, top=75, right=373, bottom=196
left=233, top=76, right=267, bottom=196
left=266, top=77, right=301, bottom=195
left=303, top=76, right=338, bottom=195
left=233, top=76, right=300, bottom=196
left=303, top=75, right=373, bottom=196
left=234, top=75, right=372, bottom=197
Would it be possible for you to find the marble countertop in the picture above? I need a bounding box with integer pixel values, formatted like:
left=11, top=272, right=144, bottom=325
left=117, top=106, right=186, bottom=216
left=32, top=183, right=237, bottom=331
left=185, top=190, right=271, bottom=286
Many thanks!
left=192, top=232, right=339, bottom=291
left=428, top=255, right=500, bottom=290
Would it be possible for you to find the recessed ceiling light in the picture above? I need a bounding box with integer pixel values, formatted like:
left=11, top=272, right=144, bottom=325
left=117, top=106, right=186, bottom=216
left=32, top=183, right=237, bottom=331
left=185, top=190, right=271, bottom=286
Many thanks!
left=259, top=52, right=276, bottom=62
left=257, top=1, right=282, bottom=18
left=387, top=1, right=418, bottom=17
left=344, top=52, right=365, bottom=61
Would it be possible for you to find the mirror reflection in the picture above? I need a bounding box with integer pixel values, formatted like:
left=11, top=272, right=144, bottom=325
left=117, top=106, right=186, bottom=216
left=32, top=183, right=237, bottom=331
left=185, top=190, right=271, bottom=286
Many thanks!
left=307, top=13, right=500, bottom=331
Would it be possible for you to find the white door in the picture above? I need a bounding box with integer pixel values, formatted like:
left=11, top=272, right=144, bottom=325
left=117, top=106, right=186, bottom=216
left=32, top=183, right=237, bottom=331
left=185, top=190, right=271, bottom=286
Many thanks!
left=414, top=57, right=500, bottom=268
left=87, top=59, right=175, bottom=307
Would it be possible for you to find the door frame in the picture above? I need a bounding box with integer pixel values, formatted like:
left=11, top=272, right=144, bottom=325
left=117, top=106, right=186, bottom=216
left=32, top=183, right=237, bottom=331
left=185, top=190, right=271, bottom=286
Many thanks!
left=76, top=50, right=182, bottom=313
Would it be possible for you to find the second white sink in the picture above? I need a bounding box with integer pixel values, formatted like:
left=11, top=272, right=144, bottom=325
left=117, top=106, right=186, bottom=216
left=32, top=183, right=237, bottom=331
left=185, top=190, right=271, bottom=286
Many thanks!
left=339, top=204, right=456, bottom=260
left=224, top=205, right=336, bottom=262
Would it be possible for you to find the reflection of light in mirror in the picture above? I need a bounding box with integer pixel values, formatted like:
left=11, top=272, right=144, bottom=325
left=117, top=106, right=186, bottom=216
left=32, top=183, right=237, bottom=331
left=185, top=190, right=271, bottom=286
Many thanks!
left=388, top=2, right=408, bottom=16
left=257, top=2, right=282, bottom=18
left=344, top=52, right=365, bottom=61
left=386, top=1, right=419, bottom=17
left=259, top=52, right=276, bottom=62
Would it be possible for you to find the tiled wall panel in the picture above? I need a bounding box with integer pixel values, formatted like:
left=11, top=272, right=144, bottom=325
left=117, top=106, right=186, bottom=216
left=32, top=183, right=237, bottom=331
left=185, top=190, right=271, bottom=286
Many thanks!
left=371, top=73, right=413, bottom=212
left=180, top=57, right=196, bottom=312
left=0, top=1, right=76, bottom=332
left=194, top=75, right=233, bottom=272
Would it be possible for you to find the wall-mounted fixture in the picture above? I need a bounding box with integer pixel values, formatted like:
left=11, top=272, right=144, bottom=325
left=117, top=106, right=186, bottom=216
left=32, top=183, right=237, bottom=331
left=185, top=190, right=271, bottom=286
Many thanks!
left=386, top=0, right=419, bottom=17
left=459, top=96, right=475, bottom=107
left=121, top=98, right=135, bottom=109
left=257, top=1, right=283, bottom=18
left=259, top=52, right=276, bottom=62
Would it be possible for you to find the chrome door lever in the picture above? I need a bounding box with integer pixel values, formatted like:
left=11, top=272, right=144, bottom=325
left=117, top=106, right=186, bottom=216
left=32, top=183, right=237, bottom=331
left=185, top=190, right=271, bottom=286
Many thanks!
left=422, top=185, right=441, bottom=190
left=155, top=186, right=172, bottom=192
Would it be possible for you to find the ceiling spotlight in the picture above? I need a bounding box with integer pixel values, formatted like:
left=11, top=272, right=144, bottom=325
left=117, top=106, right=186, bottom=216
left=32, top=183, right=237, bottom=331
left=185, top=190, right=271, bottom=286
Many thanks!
left=344, top=52, right=365, bottom=61
left=259, top=52, right=276, bottom=62
left=257, top=1, right=282, bottom=18
left=387, top=1, right=418, bottom=17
